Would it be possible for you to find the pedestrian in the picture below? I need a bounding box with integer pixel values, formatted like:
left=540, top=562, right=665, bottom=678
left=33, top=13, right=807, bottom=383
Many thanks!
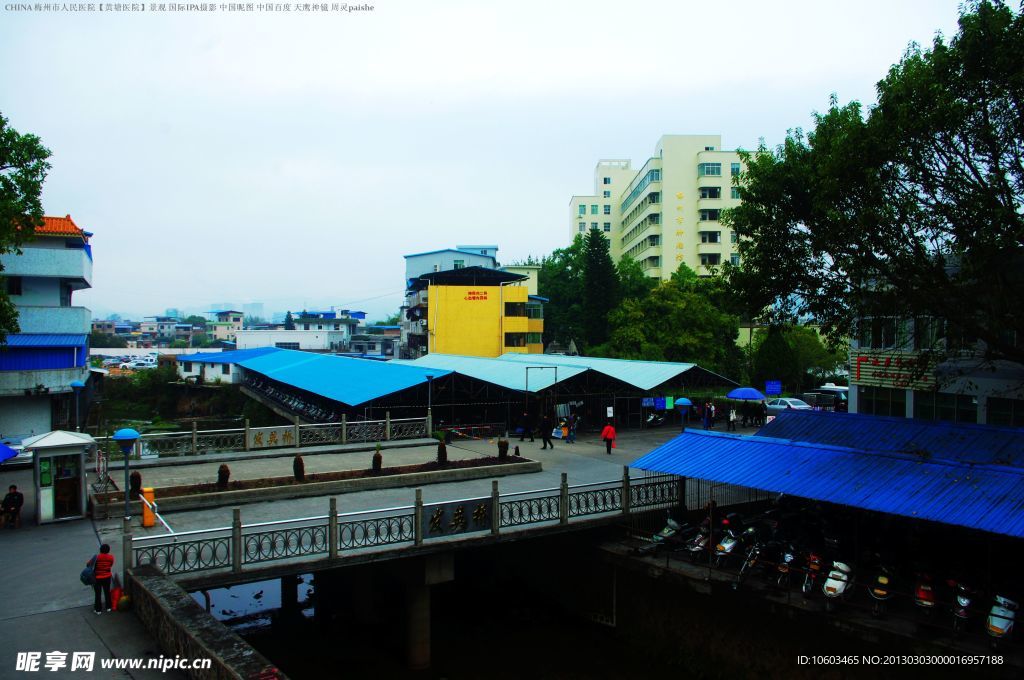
left=702, top=402, right=710, bottom=430
left=540, top=413, right=554, bottom=450
left=567, top=413, right=578, bottom=444
left=518, top=412, right=534, bottom=443
left=759, top=400, right=768, bottom=427
left=2, top=484, right=24, bottom=528
left=88, top=544, right=115, bottom=614
left=709, top=403, right=716, bottom=429
left=728, top=407, right=737, bottom=432
left=600, top=420, right=617, bottom=455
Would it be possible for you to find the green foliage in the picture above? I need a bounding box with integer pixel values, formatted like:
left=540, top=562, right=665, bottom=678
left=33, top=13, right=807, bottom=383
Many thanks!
left=90, top=331, right=127, bottom=348
left=752, top=326, right=801, bottom=394
left=372, top=312, right=401, bottom=325
left=169, top=339, right=188, bottom=349
left=725, top=0, right=1024, bottom=363
left=284, top=311, right=295, bottom=330
left=581, top=228, right=619, bottom=348
left=0, top=113, right=52, bottom=340
left=617, top=256, right=656, bottom=302
left=183, top=315, right=207, bottom=327
left=751, top=325, right=847, bottom=393
left=537, top=234, right=585, bottom=346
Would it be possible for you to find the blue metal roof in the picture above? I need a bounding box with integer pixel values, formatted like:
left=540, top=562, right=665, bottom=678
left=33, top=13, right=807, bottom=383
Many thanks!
left=175, top=347, right=280, bottom=364
left=393, top=354, right=587, bottom=392
left=238, top=350, right=451, bottom=406
left=496, top=353, right=737, bottom=391
left=631, top=428, right=1024, bottom=538
left=2, top=334, right=87, bottom=347
left=758, top=410, right=1024, bottom=467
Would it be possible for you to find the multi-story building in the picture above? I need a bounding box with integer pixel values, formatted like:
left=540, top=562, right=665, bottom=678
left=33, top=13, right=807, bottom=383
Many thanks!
left=0, top=215, right=93, bottom=437
left=139, top=316, right=178, bottom=345
left=404, top=246, right=498, bottom=285
left=207, top=310, right=244, bottom=342
left=570, top=135, right=745, bottom=279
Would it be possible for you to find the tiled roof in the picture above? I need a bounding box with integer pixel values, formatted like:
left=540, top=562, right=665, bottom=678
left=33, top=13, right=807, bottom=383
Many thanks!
left=33, top=215, right=89, bottom=240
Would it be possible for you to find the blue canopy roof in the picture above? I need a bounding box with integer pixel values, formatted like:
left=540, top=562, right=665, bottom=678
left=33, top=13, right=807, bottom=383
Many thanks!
left=631, top=424, right=1024, bottom=538
left=238, top=350, right=451, bottom=406
left=394, top=354, right=586, bottom=392
left=175, top=347, right=280, bottom=364
left=496, top=353, right=736, bottom=391
left=2, top=334, right=87, bottom=347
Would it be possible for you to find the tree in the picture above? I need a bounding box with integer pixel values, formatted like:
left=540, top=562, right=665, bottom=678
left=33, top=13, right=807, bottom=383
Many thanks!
left=725, top=1, right=1024, bottom=364
left=537, top=235, right=585, bottom=346
left=284, top=311, right=295, bottom=330
left=752, top=326, right=801, bottom=394
left=190, top=332, right=210, bottom=348
left=244, top=315, right=266, bottom=327
left=183, top=315, right=207, bottom=327
left=751, top=325, right=846, bottom=393
left=372, top=312, right=401, bottom=325
left=89, top=331, right=127, bottom=348
left=169, top=339, right=188, bottom=349
left=617, top=256, right=656, bottom=302
left=0, top=113, right=52, bottom=340
left=580, top=228, right=619, bottom=348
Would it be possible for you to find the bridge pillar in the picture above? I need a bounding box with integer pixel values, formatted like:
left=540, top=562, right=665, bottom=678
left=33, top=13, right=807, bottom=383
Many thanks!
left=406, top=583, right=430, bottom=670
left=281, top=573, right=300, bottom=617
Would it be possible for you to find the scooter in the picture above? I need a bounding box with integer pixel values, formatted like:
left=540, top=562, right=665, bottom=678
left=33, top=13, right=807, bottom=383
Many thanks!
left=645, top=412, right=666, bottom=427
left=948, top=579, right=974, bottom=634
left=822, top=561, right=853, bottom=612
left=987, top=595, right=1018, bottom=648
left=914, top=572, right=937, bottom=615
left=802, top=551, right=824, bottom=598
left=776, top=544, right=797, bottom=589
left=867, top=566, right=895, bottom=617
left=637, top=513, right=698, bottom=555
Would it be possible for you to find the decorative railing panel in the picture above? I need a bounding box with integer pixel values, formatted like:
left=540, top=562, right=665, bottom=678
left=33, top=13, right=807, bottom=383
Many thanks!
left=243, top=523, right=329, bottom=565
left=300, top=425, right=342, bottom=446
left=347, top=421, right=386, bottom=443
left=139, top=434, right=194, bottom=457
left=630, top=475, right=679, bottom=510
left=568, top=485, right=622, bottom=517
left=389, top=420, right=427, bottom=440
left=500, top=494, right=560, bottom=527
left=338, top=513, right=415, bottom=549
left=196, top=431, right=246, bottom=453
left=134, top=534, right=232, bottom=575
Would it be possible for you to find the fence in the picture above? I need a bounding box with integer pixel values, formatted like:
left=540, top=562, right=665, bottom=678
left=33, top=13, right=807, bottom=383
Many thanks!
left=128, top=471, right=680, bottom=577
left=95, top=415, right=429, bottom=459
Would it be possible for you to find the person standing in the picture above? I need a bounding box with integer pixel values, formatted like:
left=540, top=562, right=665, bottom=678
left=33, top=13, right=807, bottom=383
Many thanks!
left=567, top=413, right=578, bottom=444
left=728, top=407, right=737, bottom=432
left=600, top=420, right=617, bottom=455
left=88, top=544, right=115, bottom=614
left=518, top=412, right=534, bottom=443
left=759, top=400, right=768, bottom=427
left=709, top=403, right=717, bottom=429
left=540, top=413, right=555, bottom=450
left=702, top=402, right=710, bottom=430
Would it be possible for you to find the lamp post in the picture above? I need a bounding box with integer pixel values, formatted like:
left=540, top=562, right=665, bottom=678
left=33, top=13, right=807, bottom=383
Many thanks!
left=70, top=380, right=85, bottom=432
left=425, top=375, right=433, bottom=434
left=113, top=428, right=140, bottom=518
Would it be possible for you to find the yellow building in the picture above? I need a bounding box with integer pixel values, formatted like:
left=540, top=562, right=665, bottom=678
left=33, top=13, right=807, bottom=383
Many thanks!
left=570, top=135, right=746, bottom=279
left=403, top=267, right=543, bottom=358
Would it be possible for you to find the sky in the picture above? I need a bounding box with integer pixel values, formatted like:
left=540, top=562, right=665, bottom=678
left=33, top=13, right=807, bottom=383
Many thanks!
left=0, top=0, right=965, bottom=322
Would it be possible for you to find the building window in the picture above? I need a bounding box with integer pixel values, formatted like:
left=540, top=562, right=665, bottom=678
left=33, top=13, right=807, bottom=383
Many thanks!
left=697, top=163, right=721, bottom=177
left=526, top=304, right=544, bottom=319
left=453, top=259, right=465, bottom=269
left=5, top=276, right=22, bottom=296
left=603, top=177, right=611, bottom=185
left=591, top=222, right=598, bottom=229
left=699, top=209, right=721, bottom=222
left=731, top=186, right=741, bottom=199
left=699, top=231, right=721, bottom=243
left=988, top=397, right=1024, bottom=427
left=367, top=342, right=377, bottom=351
left=504, top=332, right=528, bottom=348
left=731, top=162, right=741, bottom=177
left=603, top=204, right=611, bottom=215
left=730, top=253, right=740, bottom=266
left=578, top=204, right=585, bottom=216
left=603, top=190, right=611, bottom=198
left=590, top=204, right=598, bottom=214
left=603, top=223, right=611, bottom=232
left=504, top=302, right=527, bottom=317
left=221, top=364, right=230, bottom=375
left=705, top=146, right=716, bottom=151
left=859, top=386, right=906, bottom=418
left=700, top=253, right=721, bottom=266
left=578, top=222, right=586, bottom=233
left=859, top=317, right=897, bottom=349
left=526, top=332, right=543, bottom=344
left=183, top=362, right=192, bottom=372
left=913, top=391, right=977, bottom=424
left=275, top=342, right=300, bottom=350
left=698, top=186, right=721, bottom=199
left=730, top=231, right=738, bottom=244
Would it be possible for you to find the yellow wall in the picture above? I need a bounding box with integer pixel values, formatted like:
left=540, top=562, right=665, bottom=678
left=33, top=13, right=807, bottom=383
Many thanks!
left=428, top=284, right=533, bottom=357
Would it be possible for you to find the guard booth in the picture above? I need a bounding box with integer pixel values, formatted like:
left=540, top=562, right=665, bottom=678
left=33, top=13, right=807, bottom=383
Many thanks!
left=22, top=431, right=94, bottom=524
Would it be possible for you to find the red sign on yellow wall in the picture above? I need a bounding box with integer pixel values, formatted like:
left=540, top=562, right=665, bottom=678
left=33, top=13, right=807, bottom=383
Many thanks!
left=464, top=290, right=489, bottom=301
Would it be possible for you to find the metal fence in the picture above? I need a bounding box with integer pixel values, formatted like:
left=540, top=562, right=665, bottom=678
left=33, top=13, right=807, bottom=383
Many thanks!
left=129, top=472, right=680, bottom=577
left=95, top=416, right=429, bottom=459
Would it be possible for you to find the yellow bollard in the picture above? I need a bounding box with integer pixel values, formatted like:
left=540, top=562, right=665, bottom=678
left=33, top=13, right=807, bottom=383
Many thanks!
left=141, top=487, right=155, bottom=528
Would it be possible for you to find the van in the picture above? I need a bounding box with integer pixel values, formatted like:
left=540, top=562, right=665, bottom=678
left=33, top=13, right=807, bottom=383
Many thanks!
left=809, top=383, right=849, bottom=412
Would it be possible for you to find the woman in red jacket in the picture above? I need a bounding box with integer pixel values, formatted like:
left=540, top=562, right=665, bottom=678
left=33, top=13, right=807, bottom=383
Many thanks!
left=600, top=420, right=617, bottom=455
left=88, top=544, right=115, bottom=614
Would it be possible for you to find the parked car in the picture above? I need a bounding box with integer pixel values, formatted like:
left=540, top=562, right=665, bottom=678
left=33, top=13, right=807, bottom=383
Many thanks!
left=766, top=398, right=813, bottom=417
left=807, top=383, right=849, bottom=412
left=120, top=357, right=157, bottom=370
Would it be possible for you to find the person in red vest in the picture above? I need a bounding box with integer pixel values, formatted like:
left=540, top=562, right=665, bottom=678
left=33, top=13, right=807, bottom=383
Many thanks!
left=88, top=544, right=115, bottom=614
left=600, top=420, right=617, bottom=455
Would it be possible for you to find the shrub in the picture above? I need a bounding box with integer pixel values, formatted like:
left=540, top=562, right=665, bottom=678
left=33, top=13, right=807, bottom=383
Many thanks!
left=497, top=438, right=509, bottom=460
left=216, top=464, right=230, bottom=491
left=437, top=440, right=447, bottom=465
left=293, top=455, right=305, bottom=482
left=372, top=443, right=382, bottom=474
left=513, top=445, right=520, bottom=458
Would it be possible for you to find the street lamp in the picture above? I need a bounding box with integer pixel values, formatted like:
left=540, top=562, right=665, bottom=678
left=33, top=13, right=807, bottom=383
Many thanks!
left=70, top=380, right=85, bottom=432
left=113, top=428, right=140, bottom=518
left=425, top=375, right=434, bottom=433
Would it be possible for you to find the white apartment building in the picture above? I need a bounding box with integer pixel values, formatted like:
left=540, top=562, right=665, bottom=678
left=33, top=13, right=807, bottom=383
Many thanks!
left=570, top=135, right=744, bottom=279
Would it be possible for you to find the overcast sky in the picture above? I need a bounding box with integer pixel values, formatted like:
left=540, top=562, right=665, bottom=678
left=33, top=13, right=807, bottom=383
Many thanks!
left=0, top=0, right=964, bottom=321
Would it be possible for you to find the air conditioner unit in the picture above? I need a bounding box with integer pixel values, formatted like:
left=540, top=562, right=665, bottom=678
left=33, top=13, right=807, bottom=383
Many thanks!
left=419, top=319, right=428, bottom=327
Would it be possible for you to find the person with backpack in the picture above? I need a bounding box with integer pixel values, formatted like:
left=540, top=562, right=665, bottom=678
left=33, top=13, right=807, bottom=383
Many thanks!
left=87, top=544, right=115, bottom=614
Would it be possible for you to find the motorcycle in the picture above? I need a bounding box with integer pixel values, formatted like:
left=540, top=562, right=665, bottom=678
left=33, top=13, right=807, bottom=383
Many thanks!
left=822, top=561, right=853, bottom=612
left=867, top=566, right=895, bottom=617
left=914, top=572, right=937, bottom=615
left=776, top=544, right=798, bottom=589
left=948, top=579, right=974, bottom=634
left=987, top=595, right=1018, bottom=648
left=801, top=550, right=824, bottom=598
left=637, top=513, right=698, bottom=555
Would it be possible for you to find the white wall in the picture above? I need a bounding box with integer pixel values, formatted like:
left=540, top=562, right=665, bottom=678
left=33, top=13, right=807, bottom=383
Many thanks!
left=235, top=330, right=348, bottom=350
left=0, top=395, right=51, bottom=440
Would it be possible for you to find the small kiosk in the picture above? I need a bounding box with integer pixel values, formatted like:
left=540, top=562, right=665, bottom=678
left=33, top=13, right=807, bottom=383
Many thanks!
left=23, top=430, right=94, bottom=524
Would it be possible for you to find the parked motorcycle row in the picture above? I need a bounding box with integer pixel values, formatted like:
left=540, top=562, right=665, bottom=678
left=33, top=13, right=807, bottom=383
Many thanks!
left=641, top=505, right=1019, bottom=648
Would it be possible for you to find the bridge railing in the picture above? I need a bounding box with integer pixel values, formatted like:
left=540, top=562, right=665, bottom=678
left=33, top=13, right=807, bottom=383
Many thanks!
left=96, top=415, right=429, bottom=459
left=128, top=470, right=680, bottom=577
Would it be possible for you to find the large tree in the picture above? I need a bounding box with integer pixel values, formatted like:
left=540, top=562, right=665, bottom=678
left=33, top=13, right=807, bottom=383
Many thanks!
left=725, top=1, right=1024, bottom=364
left=617, top=255, right=656, bottom=302
left=0, top=113, right=52, bottom=340
left=580, top=228, right=619, bottom=348
left=537, top=234, right=585, bottom=347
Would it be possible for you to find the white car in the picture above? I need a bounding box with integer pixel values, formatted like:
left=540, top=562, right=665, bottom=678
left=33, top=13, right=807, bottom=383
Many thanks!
left=120, top=358, right=158, bottom=370
left=766, top=398, right=813, bottom=417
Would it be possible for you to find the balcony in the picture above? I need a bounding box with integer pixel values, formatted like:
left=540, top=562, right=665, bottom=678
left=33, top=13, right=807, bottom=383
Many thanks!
left=16, top=306, right=92, bottom=334
left=0, top=247, right=92, bottom=287
left=0, top=366, right=88, bottom=397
